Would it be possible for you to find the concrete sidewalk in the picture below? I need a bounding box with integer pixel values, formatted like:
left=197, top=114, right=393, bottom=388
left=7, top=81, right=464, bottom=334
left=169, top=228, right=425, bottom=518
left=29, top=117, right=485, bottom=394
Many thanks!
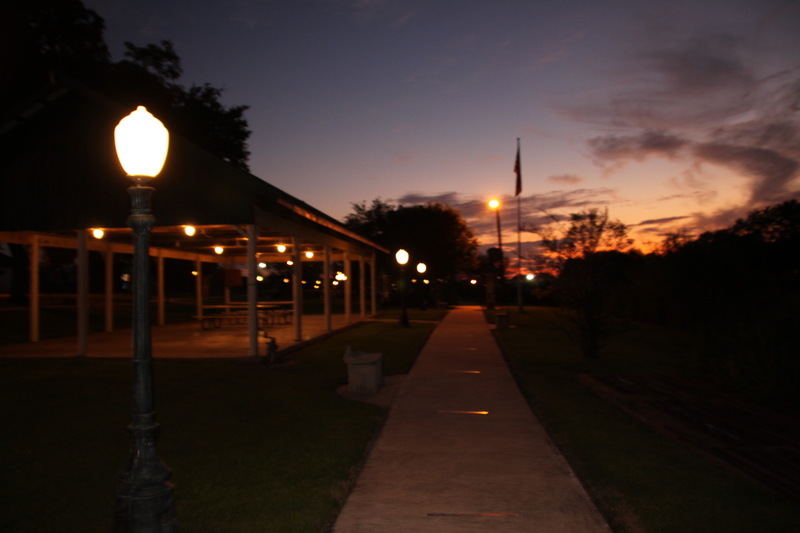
left=333, top=306, right=610, bottom=532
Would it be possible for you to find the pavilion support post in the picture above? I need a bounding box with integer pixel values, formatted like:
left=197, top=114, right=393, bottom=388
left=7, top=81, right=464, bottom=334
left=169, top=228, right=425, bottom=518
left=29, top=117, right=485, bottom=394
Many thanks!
left=157, top=254, right=165, bottom=326
left=195, top=257, right=203, bottom=321
left=323, top=245, right=332, bottom=332
left=292, top=237, right=303, bottom=342
left=344, top=251, right=352, bottom=324
left=29, top=234, right=40, bottom=342
left=247, top=224, right=258, bottom=357
left=77, top=229, right=89, bottom=356
left=358, top=256, right=366, bottom=319
left=370, top=253, right=378, bottom=316
left=105, top=245, right=114, bottom=332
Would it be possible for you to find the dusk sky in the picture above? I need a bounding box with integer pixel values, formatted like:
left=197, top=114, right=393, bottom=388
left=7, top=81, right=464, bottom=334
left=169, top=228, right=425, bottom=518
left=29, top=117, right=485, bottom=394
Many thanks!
left=84, top=0, right=800, bottom=251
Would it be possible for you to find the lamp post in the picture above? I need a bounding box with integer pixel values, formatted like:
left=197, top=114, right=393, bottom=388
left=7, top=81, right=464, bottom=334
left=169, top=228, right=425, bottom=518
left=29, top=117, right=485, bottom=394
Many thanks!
left=113, top=106, right=178, bottom=532
left=487, top=199, right=504, bottom=308
left=416, top=262, right=427, bottom=310
left=488, top=199, right=504, bottom=277
left=396, top=249, right=410, bottom=327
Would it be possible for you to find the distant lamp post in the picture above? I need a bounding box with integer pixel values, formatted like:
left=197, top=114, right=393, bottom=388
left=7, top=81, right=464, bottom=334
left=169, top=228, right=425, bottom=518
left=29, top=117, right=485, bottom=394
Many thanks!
left=396, top=249, right=410, bottom=327
left=487, top=199, right=504, bottom=309
left=416, top=262, right=427, bottom=311
left=113, top=106, right=178, bottom=532
left=488, top=199, right=504, bottom=275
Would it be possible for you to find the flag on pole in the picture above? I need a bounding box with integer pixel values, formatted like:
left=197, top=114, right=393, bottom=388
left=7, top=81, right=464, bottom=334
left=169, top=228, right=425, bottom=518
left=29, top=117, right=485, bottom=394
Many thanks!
left=514, top=139, right=522, bottom=196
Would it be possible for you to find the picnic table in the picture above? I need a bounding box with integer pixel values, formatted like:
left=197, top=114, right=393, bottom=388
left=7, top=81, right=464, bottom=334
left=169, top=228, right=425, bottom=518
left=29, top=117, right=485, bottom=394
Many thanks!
left=194, top=302, right=292, bottom=330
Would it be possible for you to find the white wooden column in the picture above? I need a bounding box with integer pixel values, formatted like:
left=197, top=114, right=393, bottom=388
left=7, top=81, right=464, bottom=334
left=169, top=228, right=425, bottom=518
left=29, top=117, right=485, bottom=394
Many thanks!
left=247, top=224, right=259, bottom=357
left=323, top=245, right=332, bottom=332
left=358, top=256, right=366, bottom=318
left=104, top=245, right=114, bottom=332
left=29, top=235, right=40, bottom=342
left=370, top=252, right=378, bottom=316
left=292, top=237, right=303, bottom=341
left=77, top=229, right=89, bottom=356
left=344, top=250, right=352, bottom=323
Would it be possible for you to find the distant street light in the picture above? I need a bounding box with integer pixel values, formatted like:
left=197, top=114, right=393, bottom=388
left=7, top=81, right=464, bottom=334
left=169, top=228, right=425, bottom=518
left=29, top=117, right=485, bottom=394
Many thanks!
left=416, top=262, right=427, bottom=311
left=395, top=249, right=410, bottom=327
left=113, top=106, right=178, bottom=532
left=487, top=199, right=504, bottom=309
left=488, top=199, right=504, bottom=276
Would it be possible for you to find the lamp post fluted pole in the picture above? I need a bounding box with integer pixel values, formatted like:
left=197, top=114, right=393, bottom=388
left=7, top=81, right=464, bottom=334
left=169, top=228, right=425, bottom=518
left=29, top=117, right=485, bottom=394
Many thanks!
left=113, top=107, right=177, bottom=532
left=115, top=183, right=178, bottom=532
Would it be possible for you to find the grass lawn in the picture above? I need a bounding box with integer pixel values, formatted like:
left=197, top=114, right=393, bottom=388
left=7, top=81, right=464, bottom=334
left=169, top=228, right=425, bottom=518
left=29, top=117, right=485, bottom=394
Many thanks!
left=491, top=306, right=800, bottom=533
left=0, top=319, right=437, bottom=532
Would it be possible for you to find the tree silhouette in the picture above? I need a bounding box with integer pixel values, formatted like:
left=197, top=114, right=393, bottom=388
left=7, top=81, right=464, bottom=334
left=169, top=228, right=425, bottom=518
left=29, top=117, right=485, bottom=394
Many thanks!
left=528, top=207, right=633, bottom=358
left=345, top=199, right=478, bottom=303
left=2, top=0, right=251, bottom=170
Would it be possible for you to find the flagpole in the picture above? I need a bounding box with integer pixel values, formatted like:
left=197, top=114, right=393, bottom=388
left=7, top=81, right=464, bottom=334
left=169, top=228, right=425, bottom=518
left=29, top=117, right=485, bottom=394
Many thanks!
left=515, top=138, right=524, bottom=314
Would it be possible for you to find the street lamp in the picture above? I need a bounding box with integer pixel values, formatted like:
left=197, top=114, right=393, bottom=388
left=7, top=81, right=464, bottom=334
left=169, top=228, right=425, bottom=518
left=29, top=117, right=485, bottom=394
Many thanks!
left=395, top=249, right=410, bottom=327
left=416, top=262, right=427, bottom=310
left=486, top=199, right=505, bottom=309
left=113, top=106, right=178, bottom=532
left=488, top=199, right=504, bottom=276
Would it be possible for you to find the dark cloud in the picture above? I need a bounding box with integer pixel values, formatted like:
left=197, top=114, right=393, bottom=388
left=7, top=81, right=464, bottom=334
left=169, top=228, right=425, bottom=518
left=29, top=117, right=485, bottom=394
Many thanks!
left=548, top=173, right=583, bottom=185
left=531, top=187, right=617, bottom=212
left=589, top=131, right=688, bottom=162
left=693, top=142, right=799, bottom=205
left=392, top=188, right=621, bottom=242
left=395, top=192, right=460, bottom=206
left=636, top=226, right=671, bottom=235
left=635, top=216, right=690, bottom=226
left=392, top=192, right=487, bottom=224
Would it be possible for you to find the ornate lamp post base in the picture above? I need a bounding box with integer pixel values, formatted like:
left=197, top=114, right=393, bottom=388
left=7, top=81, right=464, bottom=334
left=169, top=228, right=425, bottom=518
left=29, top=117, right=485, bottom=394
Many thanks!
left=115, top=472, right=177, bottom=532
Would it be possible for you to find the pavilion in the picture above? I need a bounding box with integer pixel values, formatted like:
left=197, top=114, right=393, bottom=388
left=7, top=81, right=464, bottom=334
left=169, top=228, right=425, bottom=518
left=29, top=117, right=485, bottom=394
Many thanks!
left=0, top=79, right=388, bottom=357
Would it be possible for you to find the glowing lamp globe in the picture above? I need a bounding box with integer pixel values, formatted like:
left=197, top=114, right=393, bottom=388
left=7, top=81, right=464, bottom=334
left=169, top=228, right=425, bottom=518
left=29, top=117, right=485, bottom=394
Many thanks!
left=114, top=106, right=169, bottom=181
left=395, top=249, right=409, bottom=265
left=416, top=262, right=426, bottom=274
